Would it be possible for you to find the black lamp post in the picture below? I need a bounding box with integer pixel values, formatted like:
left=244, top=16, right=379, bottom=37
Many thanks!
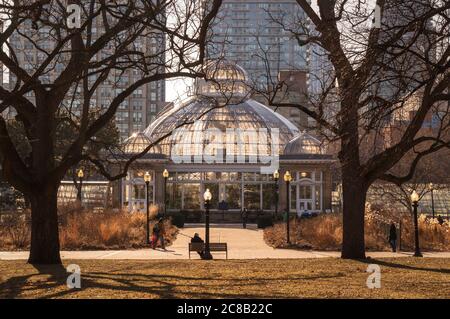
left=77, top=169, right=84, bottom=203
left=273, top=170, right=279, bottom=219
left=144, top=171, right=151, bottom=245
left=203, top=188, right=213, bottom=260
left=429, top=183, right=435, bottom=219
left=163, top=169, right=169, bottom=217
left=284, top=171, right=292, bottom=244
left=411, top=190, right=423, bottom=257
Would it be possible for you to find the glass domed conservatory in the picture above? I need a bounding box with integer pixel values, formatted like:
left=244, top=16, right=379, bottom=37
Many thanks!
left=113, top=60, right=334, bottom=221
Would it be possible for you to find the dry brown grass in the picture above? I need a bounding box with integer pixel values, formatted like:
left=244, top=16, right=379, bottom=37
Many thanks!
left=0, top=213, right=30, bottom=249
left=0, top=205, right=178, bottom=250
left=0, top=258, right=449, bottom=299
left=264, top=209, right=450, bottom=251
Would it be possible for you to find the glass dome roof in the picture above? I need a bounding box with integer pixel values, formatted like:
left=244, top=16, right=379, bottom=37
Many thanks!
left=122, top=132, right=162, bottom=154
left=144, top=97, right=300, bottom=160
left=283, top=131, right=324, bottom=155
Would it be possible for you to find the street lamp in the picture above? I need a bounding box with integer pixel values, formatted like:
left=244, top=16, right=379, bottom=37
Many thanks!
left=203, top=188, right=213, bottom=260
left=77, top=169, right=84, bottom=203
left=428, top=183, right=435, bottom=219
left=273, top=170, right=279, bottom=219
left=163, top=169, right=169, bottom=217
left=144, top=171, right=151, bottom=245
left=411, top=190, right=422, bottom=257
left=284, top=171, right=292, bottom=244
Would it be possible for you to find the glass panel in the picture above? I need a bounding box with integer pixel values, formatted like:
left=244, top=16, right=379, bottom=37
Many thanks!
left=205, top=172, right=216, bottom=181
left=132, top=170, right=145, bottom=179
left=167, top=183, right=181, bottom=209
left=299, top=185, right=312, bottom=199
left=225, top=184, right=241, bottom=209
left=190, top=173, right=201, bottom=180
left=229, top=172, right=239, bottom=181
left=183, top=183, right=200, bottom=209
left=263, top=184, right=276, bottom=210
left=244, top=184, right=260, bottom=210
left=219, top=172, right=229, bottom=181
left=299, top=201, right=313, bottom=211
left=177, top=173, right=189, bottom=181
left=299, top=171, right=312, bottom=179
left=124, top=184, right=129, bottom=206
left=255, top=173, right=265, bottom=181
left=243, top=173, right=255, bottom=181
left=315, top=185, right=321, bottom=210
left=299, top=201, right=306, bottom=211
left=204, top=183, right=219, bottom=209
left=132, top=184, right=146, bottom=200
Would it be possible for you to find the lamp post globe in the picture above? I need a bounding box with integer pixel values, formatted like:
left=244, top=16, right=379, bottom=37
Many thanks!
left=77, top=169, right=84, bottom=203
left=162, top=169, right=169, bottom=217
left=428, top=183, right=435, bottom=219
left=284, top=171, right=292, bottom=244
left=203, top=188, right=213, bottom=260
left=273, top=170, right=279, bottom=219
left=144, top=171, right=151, bottom=244
left=410, top=190, right=422, bottom=257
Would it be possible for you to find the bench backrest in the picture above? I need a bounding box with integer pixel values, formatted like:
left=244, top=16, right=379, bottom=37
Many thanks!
left=189, top=242, right=227, bottom=251
left=209, top=243, right=227, bottom=250
left=189, top=242, right=204, bottom=251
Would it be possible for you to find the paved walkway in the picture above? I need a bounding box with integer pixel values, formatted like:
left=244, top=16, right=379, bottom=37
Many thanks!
left=1, top=224, right=449, bottom=260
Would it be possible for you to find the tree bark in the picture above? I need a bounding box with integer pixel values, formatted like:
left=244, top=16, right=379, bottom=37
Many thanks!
left=28, top=183, right=61, bottom=264
left=341, top=169, right=367, bottom=259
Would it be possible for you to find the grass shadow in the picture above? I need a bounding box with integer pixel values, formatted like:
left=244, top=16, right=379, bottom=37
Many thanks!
left=357, top=258, right=450, bottom=275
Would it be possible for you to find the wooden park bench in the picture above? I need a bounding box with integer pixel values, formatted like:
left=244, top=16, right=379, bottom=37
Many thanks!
left=188, top=242, right=228, bottom=259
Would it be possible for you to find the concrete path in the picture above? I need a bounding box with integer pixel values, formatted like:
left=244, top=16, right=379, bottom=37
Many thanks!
left=1, top=224, right=449, bottom=260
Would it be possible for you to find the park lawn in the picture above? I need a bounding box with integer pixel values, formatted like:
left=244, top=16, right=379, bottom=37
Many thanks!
left=0, top=258, right=449, bottom=299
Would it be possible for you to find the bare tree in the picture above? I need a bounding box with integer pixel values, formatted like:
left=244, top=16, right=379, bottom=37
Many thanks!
left=0, top=0, right=223, bottom=264
left=250, top=0, right=449, bottom=258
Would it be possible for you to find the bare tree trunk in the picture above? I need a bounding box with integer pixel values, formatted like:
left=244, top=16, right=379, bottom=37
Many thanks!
left=341, top=167, right=367, bottom=259
left=28, top=183, right=61, bottom=264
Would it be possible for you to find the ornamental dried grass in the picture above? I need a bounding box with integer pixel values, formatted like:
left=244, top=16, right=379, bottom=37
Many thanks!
left=0, top=204, right=178, bottom=250
left=58, top=205, right=178, bottom=250
left=264, top=206, right=450, bottom=251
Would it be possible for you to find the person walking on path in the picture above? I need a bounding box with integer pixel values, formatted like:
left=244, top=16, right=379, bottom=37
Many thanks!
left=158, top=218, right=166, bottom=250
left=241, top=208, right=248, bottom=229
left=388, top=223, right=397, bottom=252
left=152, top=218, right=166, bottom=250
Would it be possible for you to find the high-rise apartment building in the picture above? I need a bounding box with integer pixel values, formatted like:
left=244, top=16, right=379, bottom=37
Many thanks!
left=2, top=14, right=166, bottom=140
left=209, top=0, right=309, bottom=87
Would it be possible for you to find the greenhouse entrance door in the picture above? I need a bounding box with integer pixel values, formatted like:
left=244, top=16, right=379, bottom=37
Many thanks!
left=298, top=184, right=314, bottom=213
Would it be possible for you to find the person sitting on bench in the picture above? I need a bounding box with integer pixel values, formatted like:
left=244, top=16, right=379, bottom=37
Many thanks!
left=191, top=233, right=205, bottom=258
